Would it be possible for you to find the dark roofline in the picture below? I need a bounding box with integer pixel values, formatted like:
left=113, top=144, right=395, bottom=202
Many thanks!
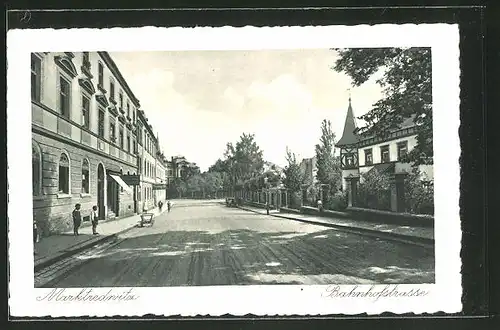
left=98, top=52, right=140, bottom=108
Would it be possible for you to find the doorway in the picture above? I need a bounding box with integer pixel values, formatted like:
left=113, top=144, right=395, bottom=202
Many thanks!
left=97, top=163, right=105, bottom=220
left=106, top=174, right=119, bottom=217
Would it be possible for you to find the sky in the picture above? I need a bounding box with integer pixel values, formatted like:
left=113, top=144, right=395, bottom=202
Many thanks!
left=110, top=49, right=384, bottom=172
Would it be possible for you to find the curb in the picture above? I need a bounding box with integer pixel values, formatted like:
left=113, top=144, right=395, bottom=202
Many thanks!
left=237, top=205, right=434, bottom=249
left=34, top=223, right=138, bottom=273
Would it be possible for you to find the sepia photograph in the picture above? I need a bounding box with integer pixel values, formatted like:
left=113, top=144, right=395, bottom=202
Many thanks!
left=31, top=48, right=435, bottom=288
left=8, top=25, right=461, bottom=316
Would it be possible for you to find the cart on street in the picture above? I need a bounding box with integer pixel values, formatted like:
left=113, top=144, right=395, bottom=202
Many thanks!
left=140, top=213, right=155, bottom=227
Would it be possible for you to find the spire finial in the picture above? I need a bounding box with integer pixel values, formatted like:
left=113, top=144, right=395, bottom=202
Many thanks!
left=347, top=88, right=351, bottom=103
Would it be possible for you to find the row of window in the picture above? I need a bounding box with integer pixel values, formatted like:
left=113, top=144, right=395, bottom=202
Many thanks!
left=342, top=141, right=409, bottom=167
left=32, top=54, right=138, bottom=156
left=363, top=141, right=408, bottom=165
left=32, top=143, right=137, bottom=196
left=84, top=52, right=137, bottom=123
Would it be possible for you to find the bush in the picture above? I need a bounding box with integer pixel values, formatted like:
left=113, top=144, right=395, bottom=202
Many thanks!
left=303, top=185, right=319, bottom=206
left=289, top=191, right=302, bottom=209
left=405, top=169, right=434, bottom=215
left=325, top=191, right=348, bottom=211
left=356, top=170, right=392, bottom=211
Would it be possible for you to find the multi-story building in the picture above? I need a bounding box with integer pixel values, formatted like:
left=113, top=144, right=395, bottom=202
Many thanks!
left=169, top=155, right=199, bottom=179
left=154, top=137, right=167, bottom=205
left=136, top=109, right=159, bottom=211
left=335, top=97, right=434, bottom=191
left=31, top=51, right=140, bottom=236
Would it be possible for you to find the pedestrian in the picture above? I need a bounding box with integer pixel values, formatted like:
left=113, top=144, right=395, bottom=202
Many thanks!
left=158, top=200, right=163, bottom=212
left=33, top=219, right=38, bottom=255
left=72, top=203, right=82, bottom=236
left=90, top=205, right=99, bottom=235
left=167, top=200, right=171, bottom=212
left=317, top=199, right=324, bottom=213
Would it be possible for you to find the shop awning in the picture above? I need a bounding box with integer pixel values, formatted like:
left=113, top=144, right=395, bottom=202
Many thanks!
left=109, top=174, right=133, bottom=194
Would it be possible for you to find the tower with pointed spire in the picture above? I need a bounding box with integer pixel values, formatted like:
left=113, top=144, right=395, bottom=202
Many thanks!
left=336, top=96, right=361, bottom=190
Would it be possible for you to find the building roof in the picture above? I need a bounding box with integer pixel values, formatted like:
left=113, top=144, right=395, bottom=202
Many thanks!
left=336, top=96, right=418, bottom=148
left=336, top=97, right=360, bottom=147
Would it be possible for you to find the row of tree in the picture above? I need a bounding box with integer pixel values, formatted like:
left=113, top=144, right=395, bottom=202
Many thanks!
left=168, top=47, right=433, bottom=199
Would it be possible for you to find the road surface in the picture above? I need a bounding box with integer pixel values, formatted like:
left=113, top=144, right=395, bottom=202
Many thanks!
left=36, top=200, right=435, bottom=287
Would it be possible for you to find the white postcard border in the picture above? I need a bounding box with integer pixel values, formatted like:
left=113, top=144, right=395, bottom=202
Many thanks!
left=7, top=24, right=461, bottom=317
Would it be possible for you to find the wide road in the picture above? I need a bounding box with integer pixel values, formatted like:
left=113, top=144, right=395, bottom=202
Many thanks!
left=38, top=200, right=434, bottom=287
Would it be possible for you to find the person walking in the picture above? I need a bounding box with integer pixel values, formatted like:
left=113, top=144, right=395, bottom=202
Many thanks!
left=167, top=200, right=171, bottom=212
left=33, top=219, right=38, bottom=255
left=158, top=200, right=163, bottom=212
left=72, top=204, right=82, bottom=236
left=90, top=205, right=99, bottom=235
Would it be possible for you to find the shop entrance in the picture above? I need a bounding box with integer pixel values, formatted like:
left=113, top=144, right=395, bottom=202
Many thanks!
left=97, top=163, right=105, bottom=220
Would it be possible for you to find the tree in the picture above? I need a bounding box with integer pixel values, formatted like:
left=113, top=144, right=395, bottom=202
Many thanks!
left=333, top=47, right=433, bottom=165
left=282, top=147, right=304, bottom=193
left=222, top=133, right=264, bottom=189
left=315, top=119, right=342, bottom=191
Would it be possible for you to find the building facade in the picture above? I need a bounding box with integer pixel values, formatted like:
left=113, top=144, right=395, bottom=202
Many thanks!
left=32, top=51, right=140, bottom=236
left=136, top=109, right=159, bottom=211
left=335, top=97, right=434, bottom=191
left=299, top=156, right=318, bottom=186
left=154, top=139, right=167, bottom=205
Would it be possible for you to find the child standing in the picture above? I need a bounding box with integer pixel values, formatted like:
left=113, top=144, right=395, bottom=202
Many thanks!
left=72, top=204, right=82, bottom=236
left=90, top=205, right=99, bottom=235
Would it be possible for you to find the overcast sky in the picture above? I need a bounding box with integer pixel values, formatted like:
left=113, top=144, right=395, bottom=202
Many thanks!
left=110, top=49, right=384, bottom=172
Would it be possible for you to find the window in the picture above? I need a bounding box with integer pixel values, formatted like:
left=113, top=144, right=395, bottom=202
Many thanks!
left=119, top=126, right=124, bottom=149
left=127, top=135, right=130, bottom=152
left=397, top=141, right=408, bottom=160
left=81, top=94, right=90, bottom=129
left=59, top=76, right=71, bottom=118
left=31, top=54, right=41, bottom=101
left=82, top=159, right=90, bottom=194
left=109, top=80, right=115, bottom=100
left=32, top=144, right=41, bottom=196
left=119, top=91, right=123, bottom=109
left=133, top=108, right=136, bottom=123
left=144, top=159, right=147, bottom=175
left=380, top=145, right=390, bottom=163
left=133, top=140, right=137, bottom=154
left=346, top=154, right=354, bottom=167
left=127, top=101, right=130, bottom=117
left=58, top=153, right=70, bottom=194
left=98, top=62, right=104, bottom=86
left=364, top=149, right=373, bottom=165
left=110, top=120, right=116, bottom=143
left=82, top=52, right=90, bottom=67
left=98, top=107, right=105, bottom=138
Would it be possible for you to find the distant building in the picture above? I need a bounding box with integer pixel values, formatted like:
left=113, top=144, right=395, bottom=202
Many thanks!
left=299, top=156, right=318, bottom=186
left=335, top=97, right=434, bottom=191
left=31, top=51, right=139, bottom=236
left=154, top=135, right=167, bottom=205
left=169, top=155, right=199, bottom=179
left=136, top=109, right=161, bottom=211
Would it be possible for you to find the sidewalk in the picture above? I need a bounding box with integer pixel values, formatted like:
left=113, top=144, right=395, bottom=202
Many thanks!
left=34, top=207, right=167, bottom=271
left=237, top=204, right=434, bottom=247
